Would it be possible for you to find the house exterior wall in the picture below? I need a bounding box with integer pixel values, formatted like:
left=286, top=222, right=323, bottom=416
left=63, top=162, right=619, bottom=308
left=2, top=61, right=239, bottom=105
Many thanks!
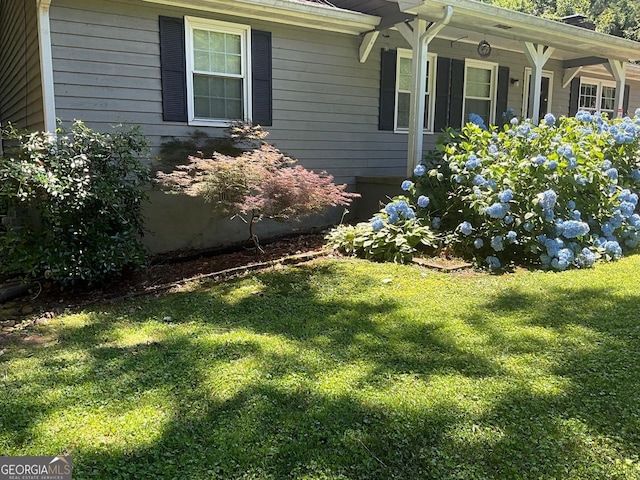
left=49, top=0, right=408, bottom=186
left=0, top=0, right=44, bottom=132
left=46, top=0, right=640, bottom=252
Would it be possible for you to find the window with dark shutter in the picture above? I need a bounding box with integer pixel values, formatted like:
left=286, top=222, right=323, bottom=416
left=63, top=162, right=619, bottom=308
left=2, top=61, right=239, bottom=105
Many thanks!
left=433, top=56, right=451, bottom=132
left=159, top=16, right=273, bottom=126
left=569, top=77, right=580, bottom=116
left=379, top=49, right=397, bottom=131
left=159, top=16, right=188, bottom=122
left=449, top=59, right=465, bottom=127
left=251, top=30, right=272, bottom=126
left=495, top=66, right=510, bottom=124
left=623, top=84, right=631, bottom=116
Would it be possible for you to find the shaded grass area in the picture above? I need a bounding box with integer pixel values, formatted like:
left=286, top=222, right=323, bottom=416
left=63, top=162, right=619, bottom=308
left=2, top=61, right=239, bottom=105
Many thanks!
left=1, top=257, right=640, bottom=479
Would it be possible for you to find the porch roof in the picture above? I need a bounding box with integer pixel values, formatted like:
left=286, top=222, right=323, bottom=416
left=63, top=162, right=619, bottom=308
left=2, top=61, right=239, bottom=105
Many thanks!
left=395, top=0, right=640, bottom=63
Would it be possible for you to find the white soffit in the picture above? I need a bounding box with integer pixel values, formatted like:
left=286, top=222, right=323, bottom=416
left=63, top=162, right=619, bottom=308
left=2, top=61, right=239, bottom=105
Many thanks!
left=397, top=0, right=640, bottom=62
left=142, top=0, right=380, bottom=35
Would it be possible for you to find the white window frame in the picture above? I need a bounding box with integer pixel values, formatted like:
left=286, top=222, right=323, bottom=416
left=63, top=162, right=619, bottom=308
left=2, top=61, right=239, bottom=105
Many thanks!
left=185, top=16, right=252, bottom=127
left=394, top=48, right=437, bottom=133
left=579, top=77, right=617, bottom=117
left=522, top=68, right=554, bottom=119
left=462, top=59, right=498, bottom=126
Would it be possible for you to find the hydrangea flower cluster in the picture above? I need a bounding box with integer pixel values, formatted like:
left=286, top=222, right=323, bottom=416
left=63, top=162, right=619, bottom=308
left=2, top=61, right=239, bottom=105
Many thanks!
left=406, top=108, right=640, bottom=270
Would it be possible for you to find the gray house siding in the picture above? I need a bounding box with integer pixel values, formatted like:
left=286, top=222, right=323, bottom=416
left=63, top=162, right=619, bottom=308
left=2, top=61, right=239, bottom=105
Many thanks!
left=45, top=0, right=640, bottom=252
left=49, top=0, right=408, bottom=186
left=0, top=0, right=44, bottom=132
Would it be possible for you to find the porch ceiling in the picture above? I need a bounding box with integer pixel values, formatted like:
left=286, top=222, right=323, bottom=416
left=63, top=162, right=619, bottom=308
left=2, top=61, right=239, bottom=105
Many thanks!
left=396, top=0, right=640, bottom=62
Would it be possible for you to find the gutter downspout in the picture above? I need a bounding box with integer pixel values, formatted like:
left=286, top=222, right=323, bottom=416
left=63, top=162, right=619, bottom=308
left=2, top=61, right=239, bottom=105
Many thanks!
left=37, top=0, right=56, bottom=132
left=404, top=6, right=453, bottom=176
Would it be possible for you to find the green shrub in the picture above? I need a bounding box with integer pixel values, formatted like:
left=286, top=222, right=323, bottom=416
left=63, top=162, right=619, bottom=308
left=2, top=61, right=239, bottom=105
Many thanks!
left=325, top=196, right=437, bottom=263
left=328, top=110, right=640, bottom=270
left=0, top=121, right=150, bottom=285
left=414, top=110, right=640, bottom=270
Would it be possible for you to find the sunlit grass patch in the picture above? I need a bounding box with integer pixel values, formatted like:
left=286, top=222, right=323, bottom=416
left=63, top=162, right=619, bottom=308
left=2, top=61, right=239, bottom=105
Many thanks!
left=2, top=256, right=640, bottom=478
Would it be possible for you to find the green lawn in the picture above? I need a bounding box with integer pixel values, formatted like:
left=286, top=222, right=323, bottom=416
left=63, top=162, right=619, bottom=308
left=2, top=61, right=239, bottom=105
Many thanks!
left=2, top=256, right=640, bottom=479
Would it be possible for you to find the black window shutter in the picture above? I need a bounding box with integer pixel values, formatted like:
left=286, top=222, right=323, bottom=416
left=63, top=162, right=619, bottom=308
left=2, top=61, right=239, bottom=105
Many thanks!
left=251, top=30, right=272, bottom=126
left=379, top=49, right=397, bottom=131
left=623, top=84, right=631, bottom=117
left=495, top=66, right=509, bottom=125
left=568, top=77, right=580, bottom=117
left=433, top=56, right=451, bottom=132
left=449, top=59, right=465, bottom=128
left=159, top=16, right=188, bottom=122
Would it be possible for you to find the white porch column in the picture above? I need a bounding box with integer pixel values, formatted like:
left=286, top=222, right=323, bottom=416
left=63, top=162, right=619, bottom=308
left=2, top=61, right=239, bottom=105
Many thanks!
left=608, top=59, right=627, bottom=118
left=523, top=42, right=555, bottom=124
left=398, top=6, right=453, bottom=176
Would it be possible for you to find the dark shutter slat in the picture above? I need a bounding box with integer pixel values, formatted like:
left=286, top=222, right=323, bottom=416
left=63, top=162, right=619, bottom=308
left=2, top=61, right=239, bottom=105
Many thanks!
left=379, top=49, right=397, bottom=131
left=433, top=56, right=451, bottom=131
left=251, top=30, right=272, bottom=126
left=159, top=16, right=187, bottom=122
left=495, top=66, right=509, bottom=125
left=449, top=59, right=464, bottom=128
left=568, top=77, right=580, bottom=117
left=623, top=84, right=631, bottom=117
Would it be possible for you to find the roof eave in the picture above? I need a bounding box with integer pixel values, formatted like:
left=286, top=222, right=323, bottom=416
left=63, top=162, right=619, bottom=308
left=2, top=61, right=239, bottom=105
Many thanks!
left=142, top=0, right=380, bottom=35
left=397, top=0, right=640, bottom=62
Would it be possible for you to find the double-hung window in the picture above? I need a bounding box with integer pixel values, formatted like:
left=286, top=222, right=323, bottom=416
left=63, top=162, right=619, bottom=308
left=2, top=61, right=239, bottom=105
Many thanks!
left=579, top=78, right=616, bottom=117
left=395, top=48, right=437, bottom=132
left=185, top=17, right=251, bottom=126
left=463, top=59, right=498, bottom=126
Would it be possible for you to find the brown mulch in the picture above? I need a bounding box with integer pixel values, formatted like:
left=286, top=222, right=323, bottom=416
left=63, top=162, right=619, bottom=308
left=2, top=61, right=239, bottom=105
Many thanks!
left=0, top=233, right=328, bottom=338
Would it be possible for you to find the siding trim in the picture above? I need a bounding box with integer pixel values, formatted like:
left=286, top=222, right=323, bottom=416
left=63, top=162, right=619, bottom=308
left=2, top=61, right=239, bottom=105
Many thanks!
left=38, top=0, right=56, bottom=132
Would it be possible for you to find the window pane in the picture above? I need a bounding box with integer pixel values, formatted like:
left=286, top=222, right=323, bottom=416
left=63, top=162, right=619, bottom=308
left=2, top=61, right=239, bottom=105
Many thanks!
left=209, top=32, right=225, bottom=52
left=601, top=85, right=616, bottom=112
left=194, top=51, right=210, bottom=72
left=464, top=99, right=490, bottom=125
left=210, top=53, right=226, bottom=72
left=193, top=29, right=242, bottom=74
left=193, top=74, right=243, bottom=119
left=226, top=55, right=241, bottom=75
left=579, top=83, right=597, bottom=110
left=193, top=30, right=209, bottom=50
left=466, top=67, right=491, bottom=98
left=225, top=34, right=241, bottom=55
left=396, top=93, right=430, bottom=130
left=397, top=92, right=410, bottom=128
left=399, top=57, right=412, bottom=91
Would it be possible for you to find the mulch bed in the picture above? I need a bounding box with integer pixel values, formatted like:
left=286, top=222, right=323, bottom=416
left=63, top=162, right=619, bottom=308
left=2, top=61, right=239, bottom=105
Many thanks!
left=0, top=233, right=328, bottom=340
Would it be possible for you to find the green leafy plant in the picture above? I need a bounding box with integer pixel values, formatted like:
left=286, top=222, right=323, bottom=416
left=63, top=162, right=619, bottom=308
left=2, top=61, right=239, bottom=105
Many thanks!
left=411, top=110, right=640, bottom=270
left=0, top=121, right=150, bottom=285
left=325, top=196, right=437, bottom=263
left=156, top=125, right=358, bottom=250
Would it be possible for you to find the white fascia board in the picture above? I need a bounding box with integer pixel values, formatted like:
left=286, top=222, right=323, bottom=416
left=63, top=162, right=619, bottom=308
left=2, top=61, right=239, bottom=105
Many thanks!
left=142, top=0, right=380, bottom=35
left=398, top=0, right=640, bottom=62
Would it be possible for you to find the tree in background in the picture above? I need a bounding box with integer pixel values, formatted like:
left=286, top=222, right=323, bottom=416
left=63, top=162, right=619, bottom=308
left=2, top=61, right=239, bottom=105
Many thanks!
left=484, top=0, right=640, bottom=41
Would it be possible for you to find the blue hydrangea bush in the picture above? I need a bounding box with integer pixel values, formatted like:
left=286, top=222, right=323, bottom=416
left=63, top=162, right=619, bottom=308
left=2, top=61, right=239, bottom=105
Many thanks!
left=325, top=195, right=437, bottom=263
left=327, top=109, right=640, bottom=270
left=413, top=109, right=640, bottom=270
